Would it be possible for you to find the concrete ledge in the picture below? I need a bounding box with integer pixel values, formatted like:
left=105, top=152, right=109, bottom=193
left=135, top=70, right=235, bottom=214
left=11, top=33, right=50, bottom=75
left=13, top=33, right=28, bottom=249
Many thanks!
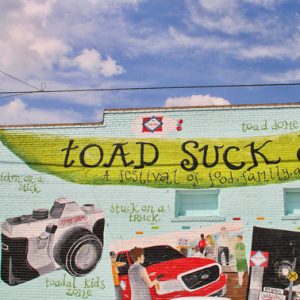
left=171, top=216, right=226, bottom=222
left=281, top=215, right=300, bottom=220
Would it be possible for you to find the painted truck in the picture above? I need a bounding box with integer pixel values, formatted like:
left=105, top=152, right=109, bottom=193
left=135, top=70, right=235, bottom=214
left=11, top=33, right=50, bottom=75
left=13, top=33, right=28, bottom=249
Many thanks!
left=116, top=245, right=227, bottom=299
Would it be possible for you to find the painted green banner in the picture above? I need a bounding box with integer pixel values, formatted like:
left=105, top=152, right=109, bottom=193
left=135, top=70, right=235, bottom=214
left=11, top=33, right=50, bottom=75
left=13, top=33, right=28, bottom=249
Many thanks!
left=0, top=129, right=299, bottom=189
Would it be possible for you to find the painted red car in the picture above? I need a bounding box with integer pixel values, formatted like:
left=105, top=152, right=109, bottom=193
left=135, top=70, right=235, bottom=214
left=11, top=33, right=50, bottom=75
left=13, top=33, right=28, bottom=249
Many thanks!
left=116, top=245, right=227, bottom=299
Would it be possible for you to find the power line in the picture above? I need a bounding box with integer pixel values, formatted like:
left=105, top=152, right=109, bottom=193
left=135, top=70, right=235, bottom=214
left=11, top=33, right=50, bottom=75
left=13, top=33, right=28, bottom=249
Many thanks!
left=0, top=70, right=43, bottom=91
left=0, top=92, right=34, bottom=100
left=1, top=82, right=300, bottom=98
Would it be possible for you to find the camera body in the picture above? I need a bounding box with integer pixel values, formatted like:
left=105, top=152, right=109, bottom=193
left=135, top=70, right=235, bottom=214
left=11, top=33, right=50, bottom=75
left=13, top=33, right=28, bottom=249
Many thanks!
left=1, top=198, right=105, bottom=286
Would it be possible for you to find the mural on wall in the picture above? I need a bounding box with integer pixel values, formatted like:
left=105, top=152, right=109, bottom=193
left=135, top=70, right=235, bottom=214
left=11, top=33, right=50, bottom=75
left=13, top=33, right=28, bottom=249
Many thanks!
left=1, top=198, right=105, bottom=286
left=0, top=110, right=300, bottom=299
left=248, top=227, right=300, bottom=300
left=0, top=129, right=299, bottom=189
left=109, top=222, right=249, bottom=299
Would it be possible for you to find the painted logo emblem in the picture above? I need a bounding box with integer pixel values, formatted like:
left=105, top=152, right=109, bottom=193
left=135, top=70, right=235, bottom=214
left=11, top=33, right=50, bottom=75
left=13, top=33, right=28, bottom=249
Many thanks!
left=288, top=271, right=298, bottom=282
left=58, top=215, right=87, bottom=227
left=142, top=116, right=163, bottom=133
left=250, top=250, right=269, bottom=268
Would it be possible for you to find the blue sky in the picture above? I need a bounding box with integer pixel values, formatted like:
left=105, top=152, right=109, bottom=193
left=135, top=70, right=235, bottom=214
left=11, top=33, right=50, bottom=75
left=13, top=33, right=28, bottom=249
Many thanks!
left=1, top=0, right=300, bottom=124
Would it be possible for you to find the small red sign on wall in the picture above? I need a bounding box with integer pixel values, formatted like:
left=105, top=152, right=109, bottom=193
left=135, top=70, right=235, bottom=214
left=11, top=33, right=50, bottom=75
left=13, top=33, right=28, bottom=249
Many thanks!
left=142, top=116, right=163, bottom=132
left=250, top=250, right=269, bottom=268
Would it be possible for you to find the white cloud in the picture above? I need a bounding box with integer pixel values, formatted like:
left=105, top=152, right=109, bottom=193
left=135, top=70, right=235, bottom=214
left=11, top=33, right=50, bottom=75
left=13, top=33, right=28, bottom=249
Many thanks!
left=22, top=0, right=54, bottom=18
left=170, top=2, right=299, bottom=62
left=99, top=56, right=125, bottom=77
left=263, top=69, right=300, bottom=83
left=0, top=13, right=70, bottom=77
left=188, top=0, right=267, bottom=35
left=0, top=98, right=82, bottom=125
left=244, top=0, right=282, bottom=7
left=169, top=27, right=240, bottom=52
left=30, top=39, right=71, bottom=69
left=164, top=95, right=231, bottom=107
left=197, top=0, right=238, bottom=13
left=198, top=0, right=281, bottom=11
left=237, top=34, right=300, bottom=60
left=0, top=0, right=292, bottom=82
left=238, top=45, right=288, bottom=60
left=0, top=0, right=126, bottom=84
left=61, top=48, right=125, bottom=77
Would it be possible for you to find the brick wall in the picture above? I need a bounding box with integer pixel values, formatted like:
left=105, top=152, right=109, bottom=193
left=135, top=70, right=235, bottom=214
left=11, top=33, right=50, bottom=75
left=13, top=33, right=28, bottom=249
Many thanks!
left=0, top=103, right=299, bottom=299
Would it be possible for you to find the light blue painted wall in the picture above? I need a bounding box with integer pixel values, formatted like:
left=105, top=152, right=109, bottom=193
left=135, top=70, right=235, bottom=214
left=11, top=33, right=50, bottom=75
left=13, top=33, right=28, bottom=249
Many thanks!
left=0, top=104, right=299, bottom=299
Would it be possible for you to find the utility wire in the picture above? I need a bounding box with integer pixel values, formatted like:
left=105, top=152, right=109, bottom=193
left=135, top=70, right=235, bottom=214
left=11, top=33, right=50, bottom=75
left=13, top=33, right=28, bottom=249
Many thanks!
left=0, top=70, right=42, bottom=92
left=1, top=82, right=300, bottom=99
left=0, top=92, right=34, bottom=100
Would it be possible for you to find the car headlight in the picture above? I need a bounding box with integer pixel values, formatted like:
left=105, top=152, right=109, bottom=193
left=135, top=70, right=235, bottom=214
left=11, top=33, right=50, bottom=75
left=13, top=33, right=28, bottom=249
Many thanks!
left=156, top=279, right=184, bottom=295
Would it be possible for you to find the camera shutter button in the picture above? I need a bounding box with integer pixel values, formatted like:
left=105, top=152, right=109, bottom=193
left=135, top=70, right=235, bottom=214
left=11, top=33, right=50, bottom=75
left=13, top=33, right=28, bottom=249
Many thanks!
left=39, top=232, right=48, bottom=240
left=82, top=204, right=95, bottom=212
left=37, top=232, right=49, bottom=249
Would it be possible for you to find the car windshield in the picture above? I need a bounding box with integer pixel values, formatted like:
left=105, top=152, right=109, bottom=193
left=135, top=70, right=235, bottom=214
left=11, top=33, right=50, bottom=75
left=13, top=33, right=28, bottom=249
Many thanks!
left=143, top=245, right=185, bottom=267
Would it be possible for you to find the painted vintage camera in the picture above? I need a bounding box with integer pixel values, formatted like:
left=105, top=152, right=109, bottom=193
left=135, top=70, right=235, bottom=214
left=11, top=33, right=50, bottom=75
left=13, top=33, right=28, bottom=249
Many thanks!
left=1, top=198, right=105, bottom=286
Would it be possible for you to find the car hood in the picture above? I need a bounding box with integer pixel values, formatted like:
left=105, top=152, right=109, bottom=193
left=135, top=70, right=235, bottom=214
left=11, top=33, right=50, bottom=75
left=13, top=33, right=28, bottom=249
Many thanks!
left=145, top=257, right=218, bottom=280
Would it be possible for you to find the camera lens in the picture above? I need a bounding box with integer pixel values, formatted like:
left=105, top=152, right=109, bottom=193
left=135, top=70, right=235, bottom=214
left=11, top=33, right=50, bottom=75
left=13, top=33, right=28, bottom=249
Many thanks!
left=74, top=244, right=98, bottom=270
left=54, top=228, right=102, bottom=276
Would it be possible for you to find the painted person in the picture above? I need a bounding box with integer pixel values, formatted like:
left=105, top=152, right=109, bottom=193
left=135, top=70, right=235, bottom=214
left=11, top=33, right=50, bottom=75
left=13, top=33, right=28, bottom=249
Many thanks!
left=217, top=227, right=230, bottom=265
left=198, top=233, right=206, bottom=255
left=128, top=247, right=156, bottom=300
left=204, top=235, right=216, bottom=259
left=110, top=251, right=126, bottom=300
left=235, top=235, right=248, bottom=288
